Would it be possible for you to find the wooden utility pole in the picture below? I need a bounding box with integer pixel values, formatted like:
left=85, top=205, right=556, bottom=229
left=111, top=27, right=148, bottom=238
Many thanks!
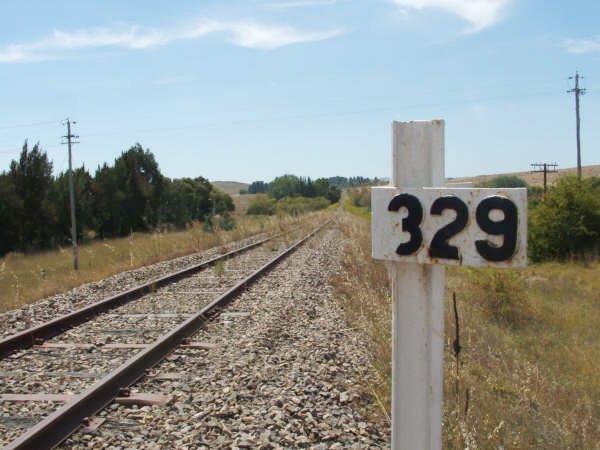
left=530, top=162, right=558, bottom=193
left=568, top=72, right=586, bottom=180
left=62, top=119, right=79, bottom=270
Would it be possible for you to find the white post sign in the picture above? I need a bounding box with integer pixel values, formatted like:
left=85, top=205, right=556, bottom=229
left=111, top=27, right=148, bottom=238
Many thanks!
left=372, top=121, right=527, bottom=450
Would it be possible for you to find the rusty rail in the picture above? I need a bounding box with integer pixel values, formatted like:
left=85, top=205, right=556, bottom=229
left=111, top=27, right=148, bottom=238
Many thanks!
left=3, top=223, right=327, bottom=450
left=0, top=235, right=275, bottom=360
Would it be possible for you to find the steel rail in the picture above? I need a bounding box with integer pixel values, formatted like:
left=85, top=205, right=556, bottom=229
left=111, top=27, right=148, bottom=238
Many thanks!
left=3, top=223, right=327, bottom=450
left=0, top=235, right=276, bottom=360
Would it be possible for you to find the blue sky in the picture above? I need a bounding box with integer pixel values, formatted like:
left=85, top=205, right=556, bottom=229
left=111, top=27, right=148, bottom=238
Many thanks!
left=0, top=0, right=598, bottom=183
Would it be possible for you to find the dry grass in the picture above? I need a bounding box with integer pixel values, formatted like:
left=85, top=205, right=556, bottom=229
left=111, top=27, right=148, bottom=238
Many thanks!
left=232, top=193, right=261, bottom=214
left=333, top=210, right=600, bottom=449
left=0, top=212, right=329, bottom=312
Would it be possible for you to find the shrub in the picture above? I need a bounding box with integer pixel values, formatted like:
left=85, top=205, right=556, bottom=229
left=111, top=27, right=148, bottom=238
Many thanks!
left=529, top=176, right=600, bottom=261
left=218, top=214, right=236, bottom=231
left=246, top=196, right=277, bottom=215
left=247, top=195, right=330, bottom=216
left=347, top=186, right=371, bottom=209
left=213, top=260, right=225, bottom=277
left=276, top=196, right=330, bottom=216
left=477, top=175, right=528, bottom=188
left=471, top=269, right=531, bottom=327
left=527, top=185, right=544, bottom=209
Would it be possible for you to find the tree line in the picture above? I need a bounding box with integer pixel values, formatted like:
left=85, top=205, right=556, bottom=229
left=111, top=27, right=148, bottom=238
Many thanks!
left=266, top=175, right=341, bottom=203
left=250, top=174, right=341, bottom=203
left=244, top=175, right=379, bottom=195
left=245, top=174, right=341, bottom=216
left=325, top=176, right=382, bottom=187
left=0, top=142, right=234, bottom=256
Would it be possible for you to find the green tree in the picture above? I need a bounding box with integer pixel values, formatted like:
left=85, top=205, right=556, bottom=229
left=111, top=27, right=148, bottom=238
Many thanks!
left=327, top=176, right=373, bottom=187
left=163, top=177, right=214, bottom=227
left=95, top=144, right=166, bottom=236
left=209, top=189, right=235, bottom=215
left=9, top=141, right=55, bottom=250
left=314, top=178, right=341, bottom=203
left=529, top=176, right=600, bottom=261
left=301, top=177, right=316, bottom=197
left=0, top=173, right=21, bottom=255
left=267, top=175, right=304, bottom=200
left=94, top=162, right=122, bottom=237
left=51, top=166, right=99, bottom=243
left=113, top=144, right=165, bottom=233
left=248, top=181, right=268, bottom=194
left=94, top=144, right=165, bottom=237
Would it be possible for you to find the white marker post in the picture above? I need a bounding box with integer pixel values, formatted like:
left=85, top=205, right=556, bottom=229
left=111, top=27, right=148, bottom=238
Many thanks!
left=372, top=121, right=527, bottom=450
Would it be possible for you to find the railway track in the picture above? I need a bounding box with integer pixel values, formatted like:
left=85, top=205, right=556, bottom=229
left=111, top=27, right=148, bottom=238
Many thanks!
left=0, top=223, right=328, bottom=449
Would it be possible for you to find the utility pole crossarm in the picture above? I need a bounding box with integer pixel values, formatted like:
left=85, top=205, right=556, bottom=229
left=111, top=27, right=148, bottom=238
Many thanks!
left=530, top=162, right=558, bottom=193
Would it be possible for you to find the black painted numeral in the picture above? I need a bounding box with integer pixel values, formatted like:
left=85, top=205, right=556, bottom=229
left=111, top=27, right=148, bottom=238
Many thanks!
left=475, top=196, right=518, bottom=262
left=388, top=193, right=423, bottom=255
left=386, top=193, right=520, bottom=262
left=429, top=196, right=468, bottom=260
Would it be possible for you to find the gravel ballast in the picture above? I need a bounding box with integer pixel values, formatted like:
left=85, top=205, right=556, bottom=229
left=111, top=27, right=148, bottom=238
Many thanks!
left=2, top=224, right=391, bottom=448
left=59, top=225, right=390, bottom=449
left=0, top=233, right=271, bottom=339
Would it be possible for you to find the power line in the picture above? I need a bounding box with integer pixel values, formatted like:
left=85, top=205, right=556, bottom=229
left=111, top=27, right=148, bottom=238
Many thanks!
left=567, top=71, right=586, bottom=180
left=0, top=82, right=563, bottom=144
left=0, top=79, right=564, bottom=134
left=79, top=89, right=559, bottom=139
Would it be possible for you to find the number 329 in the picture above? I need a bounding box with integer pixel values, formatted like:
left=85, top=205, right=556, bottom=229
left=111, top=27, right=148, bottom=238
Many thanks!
left=388, top=194, right=518, bottom=262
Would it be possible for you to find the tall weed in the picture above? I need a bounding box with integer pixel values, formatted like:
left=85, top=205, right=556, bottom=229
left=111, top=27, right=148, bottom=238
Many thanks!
left=333, top=210, right=599, bottom=449
left=0, top=211, right=330, bottom=311
left=469, top=269, right=532, bottom=327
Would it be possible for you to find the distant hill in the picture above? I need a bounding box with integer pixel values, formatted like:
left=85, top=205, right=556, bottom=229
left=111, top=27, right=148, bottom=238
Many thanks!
left=449, top=164, right=600, bottom=187
left=211, top=181, right=250, bottom=196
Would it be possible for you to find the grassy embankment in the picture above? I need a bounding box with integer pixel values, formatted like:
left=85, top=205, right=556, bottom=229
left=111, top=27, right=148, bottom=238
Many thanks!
left=335, top=201, right=599, bottom=448
left=0, top=211, right=330, bottom=313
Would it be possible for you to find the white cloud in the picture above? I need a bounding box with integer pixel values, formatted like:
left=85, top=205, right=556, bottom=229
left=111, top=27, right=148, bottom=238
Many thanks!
left=563, top=36, right=600, bottom=54
left=227, top=23, right=342, bottom=49
left=0, top=20, right=342, bottom=63
left=390, top=0, right=511, bottom=32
